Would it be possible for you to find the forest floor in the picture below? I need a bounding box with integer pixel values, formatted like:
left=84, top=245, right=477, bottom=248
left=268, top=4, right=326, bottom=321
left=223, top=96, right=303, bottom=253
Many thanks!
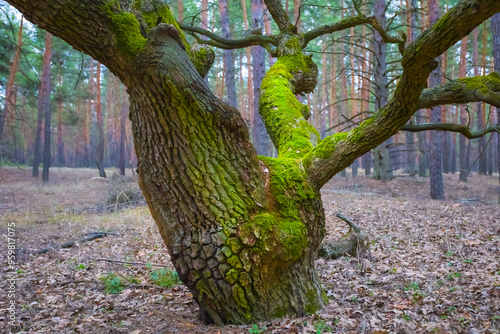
left=0, top=166, right=499, bottom=334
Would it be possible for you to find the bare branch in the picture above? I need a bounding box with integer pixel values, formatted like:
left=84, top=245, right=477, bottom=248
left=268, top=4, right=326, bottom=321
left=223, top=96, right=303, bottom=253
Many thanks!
left=179, top=23, right=278, bottom=49
left=302, top=15, right=406, bottom=52
left=401, top=123, right=500, bottom=139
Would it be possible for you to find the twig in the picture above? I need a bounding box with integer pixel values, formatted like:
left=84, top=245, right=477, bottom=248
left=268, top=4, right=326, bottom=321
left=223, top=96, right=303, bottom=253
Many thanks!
left=94, top=258, right=170, bottom=268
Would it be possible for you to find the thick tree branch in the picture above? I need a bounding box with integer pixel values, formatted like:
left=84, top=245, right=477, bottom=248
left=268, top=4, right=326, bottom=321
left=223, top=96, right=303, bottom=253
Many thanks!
left=305, top=0, right=500, bottom=188
left=418, top=72, right=500, bottom=109
left=263, top=0, right=294, bottom=33
left=179, top=23, right=278, bottom=49
left=401, top=123, right=500, bottom=139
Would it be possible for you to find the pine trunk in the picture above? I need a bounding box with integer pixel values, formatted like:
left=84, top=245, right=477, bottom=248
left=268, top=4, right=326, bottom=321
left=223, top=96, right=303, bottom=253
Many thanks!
left=0, top=17, right=23, bottom=142
left=95, top=62, right=106, bottom=178
left=492, top=13, right=500, bottom=201
left=219, top=0, right=238, bottom=108
left=251, top=0, right=270, bottom=155
left=428, top=0, right=444, bottom=200
left=41, top=33, right=53, bottom=182
left=459, top=36, right=469, bottom=182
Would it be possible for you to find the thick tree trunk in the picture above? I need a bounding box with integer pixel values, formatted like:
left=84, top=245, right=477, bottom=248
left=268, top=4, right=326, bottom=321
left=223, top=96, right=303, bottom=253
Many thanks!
left=0, top=17, right=23, bottom=143
left=130, top=25, right=325, bottom=324
left=41, top=33, right=53, bottom=182
left=428, top=0, right=444, bottom=200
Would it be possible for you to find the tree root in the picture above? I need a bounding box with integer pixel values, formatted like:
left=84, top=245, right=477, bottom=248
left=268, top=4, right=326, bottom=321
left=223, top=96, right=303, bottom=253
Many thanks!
left=317, top=211, right=372, bottom=260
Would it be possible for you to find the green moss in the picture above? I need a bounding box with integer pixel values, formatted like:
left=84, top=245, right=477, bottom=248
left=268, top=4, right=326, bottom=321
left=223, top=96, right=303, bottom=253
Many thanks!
left=109, top=12, right=146, bottom=59
left=259, top=54, right=319, bottom=159
left=225, top=269, right=240, bottom=284
left=227, top=255, right=243, bottom=269
left=272, top=306, right=288, bottom=318
left=304, top=288, right=323, bottom=314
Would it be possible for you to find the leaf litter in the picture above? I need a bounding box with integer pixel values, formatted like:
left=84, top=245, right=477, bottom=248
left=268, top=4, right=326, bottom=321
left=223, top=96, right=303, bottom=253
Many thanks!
left=0, top=167, right=498, bottom=333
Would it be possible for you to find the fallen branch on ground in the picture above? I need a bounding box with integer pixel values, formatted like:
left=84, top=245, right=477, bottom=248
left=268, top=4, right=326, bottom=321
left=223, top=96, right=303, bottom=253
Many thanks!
left=35, top=232, right=117, bottom=254
left=317, top=211, right=371, bottom=260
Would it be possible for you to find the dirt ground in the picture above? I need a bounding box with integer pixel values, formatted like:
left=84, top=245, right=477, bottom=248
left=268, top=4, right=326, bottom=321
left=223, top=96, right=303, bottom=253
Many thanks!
left=0, top=166, right=499, bottom=334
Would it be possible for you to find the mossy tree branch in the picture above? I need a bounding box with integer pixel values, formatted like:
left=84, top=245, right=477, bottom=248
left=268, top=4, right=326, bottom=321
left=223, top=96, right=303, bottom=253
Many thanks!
left=401, top=123, right=500, bottom=139
left=304, top=0, right=500, bottom=188
left=418, top=72, right=500, bottom=109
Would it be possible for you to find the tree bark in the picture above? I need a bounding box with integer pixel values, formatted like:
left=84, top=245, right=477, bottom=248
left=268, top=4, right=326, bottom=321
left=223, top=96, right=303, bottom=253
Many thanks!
left=0, top=16, right=23, bottom=143
left=219, top=0, right=238, bottom=108
left=492, top=13, right=500, bottom=202
left=372, top=0, right=392, bottom=182
left=459, top=36, right=469, bottom=182
left=41, top=32, right=53, bottom=182
left=428, top=0, right=444, bottom=200
left=251, top=0, right=271, bottom=155
left=95, top=62, right=106, bottom=178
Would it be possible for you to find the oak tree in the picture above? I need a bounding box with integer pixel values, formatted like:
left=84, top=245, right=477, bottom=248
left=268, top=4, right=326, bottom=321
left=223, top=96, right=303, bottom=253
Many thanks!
left=7, top=0, right=500, bottom=325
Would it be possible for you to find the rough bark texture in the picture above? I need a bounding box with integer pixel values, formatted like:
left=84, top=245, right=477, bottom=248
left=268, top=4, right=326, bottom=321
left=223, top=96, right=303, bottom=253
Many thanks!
left=7, top=0, right=500, bottom=325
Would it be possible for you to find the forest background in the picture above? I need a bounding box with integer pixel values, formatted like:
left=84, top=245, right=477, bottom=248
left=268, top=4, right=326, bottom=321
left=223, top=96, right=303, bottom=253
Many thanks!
left=0, top=0, right=499, bottom=189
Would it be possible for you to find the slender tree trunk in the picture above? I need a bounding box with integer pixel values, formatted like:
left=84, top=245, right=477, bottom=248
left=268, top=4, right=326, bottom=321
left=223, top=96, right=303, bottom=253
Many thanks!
left=428, top=0, right=444, bottom=199
left=241, top=0, right=254, bottom=130
left=0, top=17, right=23, bottom=143
left=459, top=36, right=469, bottom=182
left=56, top=73, right=65, bottom=167
left=119, top=82, right=127, bottom=176
left=477, top=23, right=487, bottom=174
left=95, top=62, right=106, bottom=178
left=405, top=0, right=417, bottom=175
left=349, top=24, right=359, bottom=178
left=41, top=33, right=53, bottom=182
left=177, top=0, right=183, bottom=21
left=219, top=0, right=238, bottom=108
left=372, top=0, right=392, bottom=181
left=492, top=13, right=500, bottom=202
left=441, top=51, right=449, bottom=174
left=339, top=1, right=347, bottom=177
left=251, top=0, right=270, bottom=155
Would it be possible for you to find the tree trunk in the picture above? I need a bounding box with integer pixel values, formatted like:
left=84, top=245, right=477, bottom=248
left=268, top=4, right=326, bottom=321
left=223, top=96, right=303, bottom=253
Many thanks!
left=372, top=0, right=392, bottom=181
left=56, top=73, right=65, bottom=167
left=492, top=13, right=500, bottom=202
left=428, top=0, right=444, bottom=200
left=477, top=23, right=488, bottom=175
left=459, top=36, right=469, bottom=182
left=0, top=17, right=23, bottom=143
left=219, top=0, right=238, bottom=108
left=251, top=0, right=271, bottom=155
left=41, top=32, right=53, bottom=182
left=95, top=62, right=106, bottom=178
left=119, top=81, right=127, bottom=176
